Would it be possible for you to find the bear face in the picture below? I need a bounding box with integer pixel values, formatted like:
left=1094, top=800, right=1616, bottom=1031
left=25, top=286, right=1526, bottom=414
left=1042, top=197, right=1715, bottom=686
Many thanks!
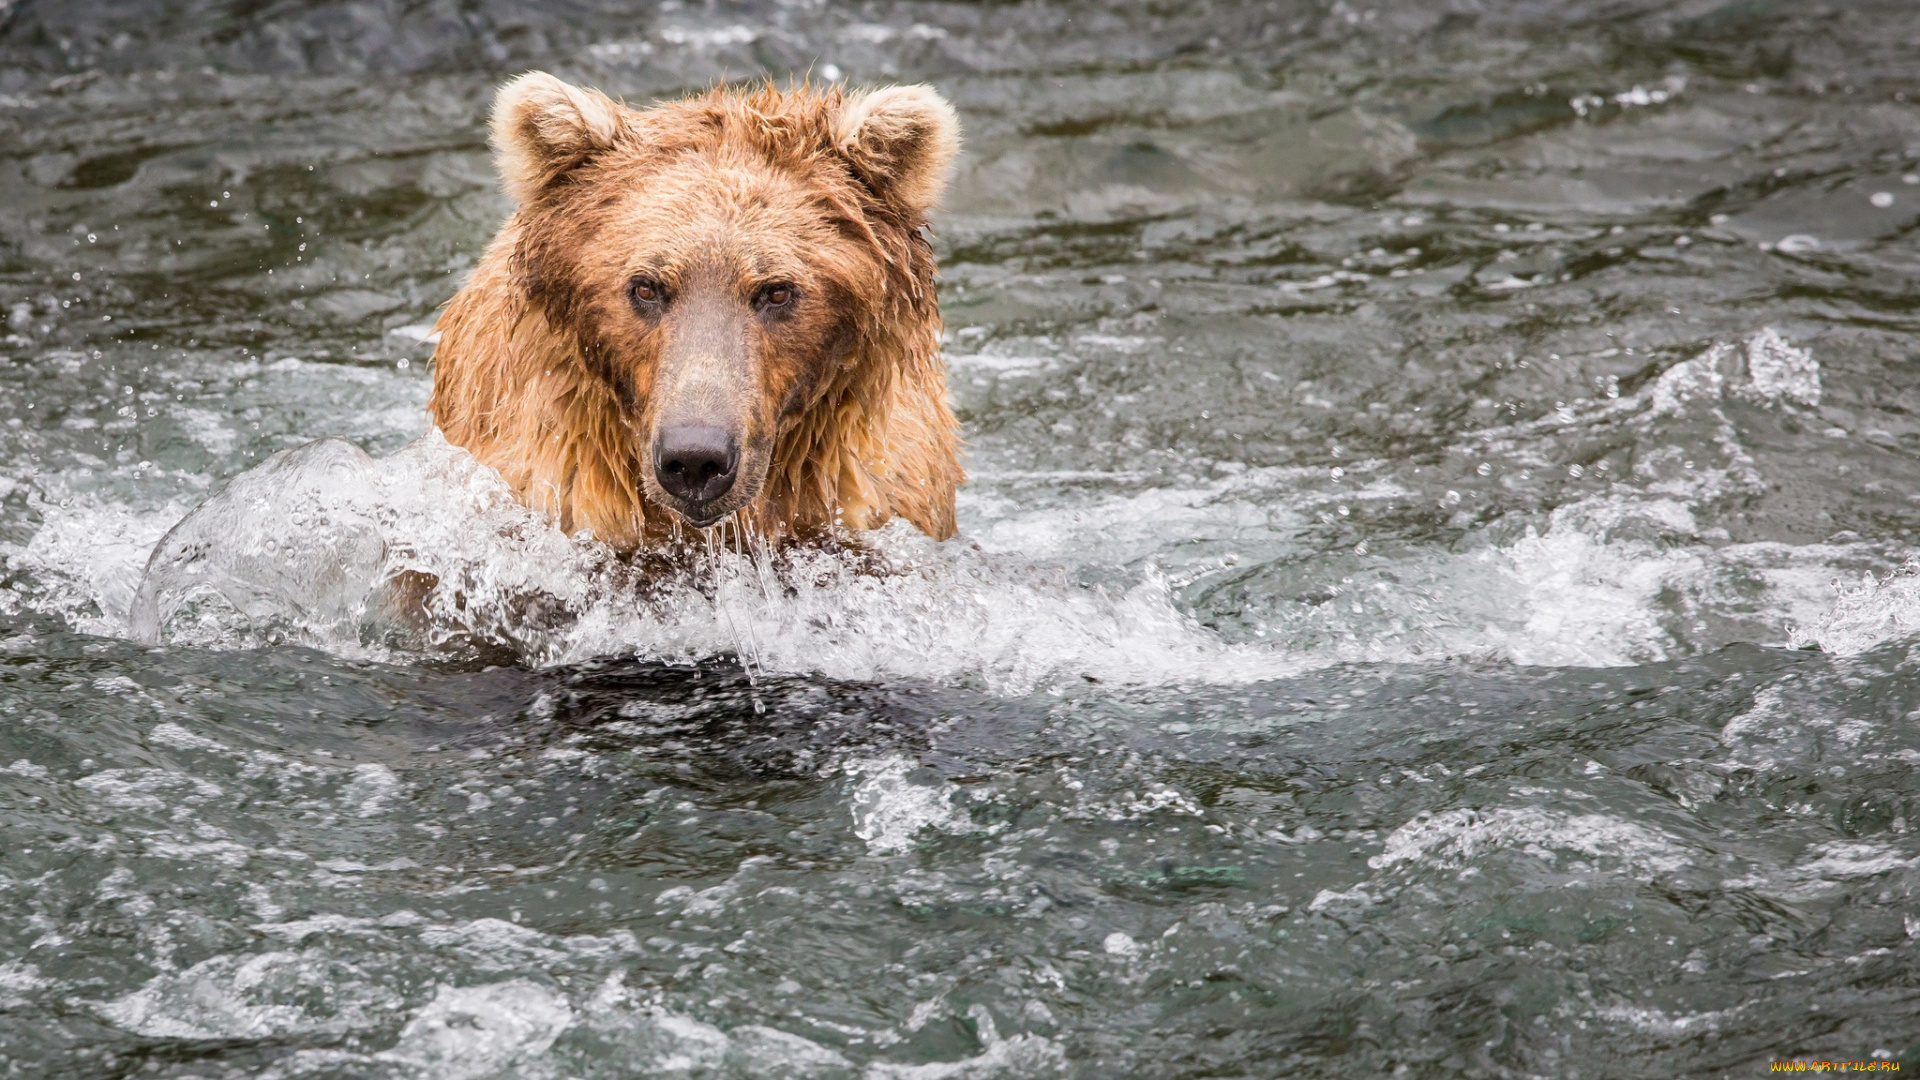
left=428, top=75, right=964, bottom=551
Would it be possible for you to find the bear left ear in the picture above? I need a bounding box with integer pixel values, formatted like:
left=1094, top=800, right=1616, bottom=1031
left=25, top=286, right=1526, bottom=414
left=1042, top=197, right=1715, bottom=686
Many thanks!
left=492, top=71, right=630, bottom=204
left=833, top=85, right=960, bottom=217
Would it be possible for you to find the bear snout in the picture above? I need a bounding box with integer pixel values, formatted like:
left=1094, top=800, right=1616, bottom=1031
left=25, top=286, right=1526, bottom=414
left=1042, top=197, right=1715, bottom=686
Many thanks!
left=653, top=424, right=742, bottom=517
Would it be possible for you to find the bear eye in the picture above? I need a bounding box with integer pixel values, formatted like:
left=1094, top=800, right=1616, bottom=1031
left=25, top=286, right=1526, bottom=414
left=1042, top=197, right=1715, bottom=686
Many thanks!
left=627, top=276, right=665, bottom=312
left=754, top=283, right=797, bottom=312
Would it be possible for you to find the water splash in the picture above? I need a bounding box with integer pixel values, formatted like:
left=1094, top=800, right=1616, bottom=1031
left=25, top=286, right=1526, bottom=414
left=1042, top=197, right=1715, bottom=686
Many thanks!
left=1789, top=558, right=1920, bottom=655
left=64, top=328, right=1899, bottom=687
left=123, top=431, right=1298, bottom=692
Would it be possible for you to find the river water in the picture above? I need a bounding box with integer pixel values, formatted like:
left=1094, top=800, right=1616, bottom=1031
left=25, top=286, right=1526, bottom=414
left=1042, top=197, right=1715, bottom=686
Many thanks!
left=3, top=0, right=1920, bottom=1075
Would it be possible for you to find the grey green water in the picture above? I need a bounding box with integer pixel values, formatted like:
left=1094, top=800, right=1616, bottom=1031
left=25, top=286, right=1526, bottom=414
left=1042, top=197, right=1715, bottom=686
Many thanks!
left=4, top=1, right=1920, bottom=1075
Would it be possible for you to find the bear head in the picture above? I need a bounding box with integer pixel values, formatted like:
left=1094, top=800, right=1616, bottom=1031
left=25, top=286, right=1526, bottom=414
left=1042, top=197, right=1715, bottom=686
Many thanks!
left=484, top=73, right=960, bottom=532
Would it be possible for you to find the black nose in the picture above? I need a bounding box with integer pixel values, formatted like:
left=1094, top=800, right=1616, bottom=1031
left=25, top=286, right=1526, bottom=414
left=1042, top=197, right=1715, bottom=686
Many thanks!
left=654, top=425, right=740, bottom=506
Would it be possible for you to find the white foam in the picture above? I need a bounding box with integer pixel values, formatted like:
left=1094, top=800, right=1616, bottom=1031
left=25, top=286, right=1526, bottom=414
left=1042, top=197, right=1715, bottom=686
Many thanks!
left=99, top=951, right=398, bottom=1040
left=575, top=973, right=856, bottom=1077
left=1370, top=806, right=1692, bottom=877
left=341, top=763, right=402, bottom=817
left=1739, top=326, right=1821, bottom=406
left=172, top=405, right=240, bottom=456
left=864, top=1032, right=1066, bottom=1079
left=1645, top=327, right=1818, bottom=416
left=1306, top=886, right=1378, bottom=914
left=847, top=756, right=965, bottom=855
left=377, top=980, right=572, bottom=1080
left=5, top=495, right=186, bottom=634
left=1591, top=1004, right=1729, bottom=1036
left=0, top=961, right=47, bottom=1009
left=415, top=917, right=573, bottom=970
left=75, top=768, right=223, bottom=813
left=1246, top=497, right=1863, bottom=668
left=148, top=722, right=227, bottom=751
left=1790, top=558, right=1920, bottom=654
left=1723, top=840, right=1918, bottom=901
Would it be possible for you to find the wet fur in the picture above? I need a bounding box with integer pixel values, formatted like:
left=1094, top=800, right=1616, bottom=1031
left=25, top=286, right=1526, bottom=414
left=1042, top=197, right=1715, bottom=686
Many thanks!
left=428, top=76, right=963, bottom=551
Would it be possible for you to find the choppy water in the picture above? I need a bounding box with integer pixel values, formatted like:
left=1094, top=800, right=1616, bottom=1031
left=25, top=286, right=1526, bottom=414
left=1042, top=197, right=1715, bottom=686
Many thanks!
left=4, top=0, right=1920, bottom=1075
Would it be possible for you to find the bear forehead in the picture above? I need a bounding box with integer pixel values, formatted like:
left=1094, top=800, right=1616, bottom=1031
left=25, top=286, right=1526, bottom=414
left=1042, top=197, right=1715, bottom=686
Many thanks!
left=606, top=149, right=846, bottom=225
left=556, top=151, right=873, bottom=277
left=585, top=94, right=863, bottom=205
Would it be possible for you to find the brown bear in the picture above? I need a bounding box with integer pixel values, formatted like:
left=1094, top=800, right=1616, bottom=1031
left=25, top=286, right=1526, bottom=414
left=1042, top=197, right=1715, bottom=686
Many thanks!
left=426, top=73, right=965, bottom=553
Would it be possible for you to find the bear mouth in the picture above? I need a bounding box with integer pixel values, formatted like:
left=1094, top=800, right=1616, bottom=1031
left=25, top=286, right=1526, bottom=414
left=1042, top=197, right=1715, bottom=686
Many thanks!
left=656, top=490, right=750, bottom=530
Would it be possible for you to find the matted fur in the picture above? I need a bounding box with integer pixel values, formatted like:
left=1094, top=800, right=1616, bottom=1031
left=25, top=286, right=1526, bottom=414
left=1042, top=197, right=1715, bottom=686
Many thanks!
left=428, top=74, right=963, bottom=551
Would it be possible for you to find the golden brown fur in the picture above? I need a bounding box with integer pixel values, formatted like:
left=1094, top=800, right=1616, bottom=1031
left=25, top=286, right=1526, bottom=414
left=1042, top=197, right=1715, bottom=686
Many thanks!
left=428, top=74, right=963, bottom=551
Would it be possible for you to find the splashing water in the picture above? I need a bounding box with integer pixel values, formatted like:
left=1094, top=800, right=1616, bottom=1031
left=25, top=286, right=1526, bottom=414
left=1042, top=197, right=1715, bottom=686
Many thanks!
left=116, top=327, right=1862, bottom=686
left=125, top=431, right=1299, bottom=693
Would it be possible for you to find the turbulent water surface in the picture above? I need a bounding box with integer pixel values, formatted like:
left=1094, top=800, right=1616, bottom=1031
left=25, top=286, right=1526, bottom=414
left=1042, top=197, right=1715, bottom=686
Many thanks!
left=5, top=0, right=1920, bottom=1075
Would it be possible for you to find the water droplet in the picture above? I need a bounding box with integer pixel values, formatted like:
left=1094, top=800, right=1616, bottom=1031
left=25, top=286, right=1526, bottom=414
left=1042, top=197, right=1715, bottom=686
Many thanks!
left=1329, top=466, right=1344, bottom=480
left=1871, top=191, right=1895, bottom=208
left=1567, top=463, right=1585, bottom=478
left=1475, top=462, right=1492, bottom=476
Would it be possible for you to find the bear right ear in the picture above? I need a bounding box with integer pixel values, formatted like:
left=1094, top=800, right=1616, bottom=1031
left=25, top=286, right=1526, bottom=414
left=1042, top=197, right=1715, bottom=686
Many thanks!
left=833, top=85, right=960, bottom=218
left=491, top=72, right=629, bottom=204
